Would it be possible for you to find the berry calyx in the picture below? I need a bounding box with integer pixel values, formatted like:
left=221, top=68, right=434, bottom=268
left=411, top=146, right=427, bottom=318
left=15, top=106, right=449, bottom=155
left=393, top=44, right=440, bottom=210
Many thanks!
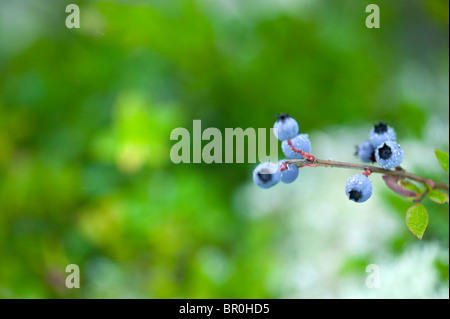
left=375, top=140, right=404, bottom=169
left=275, top=113, right=289, bottom=121
left=369, top=121, right=396, bottom=148
left=349, top=189, right=363, bottom=202
left=273, top=113, right=299, bottom=141
left=378, top=143, right=392, bottom=160
left=374, top=121, right=388, bottom=134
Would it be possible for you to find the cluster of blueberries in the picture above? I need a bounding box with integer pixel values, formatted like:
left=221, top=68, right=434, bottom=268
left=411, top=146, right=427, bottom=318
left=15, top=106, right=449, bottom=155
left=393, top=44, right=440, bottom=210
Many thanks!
left=355, top=121, right=404, bottom=169
left=349, top=121, right=404, bottom=202
left=253, top=115, right=404, bottom=204
left=252, top=113, right=309, bottom=189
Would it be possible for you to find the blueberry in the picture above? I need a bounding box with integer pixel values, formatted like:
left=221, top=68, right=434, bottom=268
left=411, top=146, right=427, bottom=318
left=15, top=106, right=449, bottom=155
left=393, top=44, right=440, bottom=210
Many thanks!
left=369, top=121, right=396, bottom=148
left=355, top=140, right=375, bottom=163
left=278, top=159, right=299, bottom=184
left=375, top=141, right=404, bottom=169
left=281, top=134, right=311, bottom=159
left=253, top=162, right=281, bottom=189
left=273, top=113, right=299, bottom=141
left=345, top=174, right=373, bottom=203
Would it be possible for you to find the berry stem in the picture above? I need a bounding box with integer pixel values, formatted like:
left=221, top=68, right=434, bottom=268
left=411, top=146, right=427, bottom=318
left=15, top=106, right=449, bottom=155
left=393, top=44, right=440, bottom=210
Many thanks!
left=362, top=168, right=372, bottom=177
left=287, top=140, right=316, bottom=162
left=279, top=162, right=288, bottom=172
left=285, top=158, right=449, bottom=191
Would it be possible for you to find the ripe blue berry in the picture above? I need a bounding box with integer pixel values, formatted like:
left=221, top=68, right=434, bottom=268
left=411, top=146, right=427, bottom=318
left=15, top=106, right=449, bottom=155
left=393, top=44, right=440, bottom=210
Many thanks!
left=278, top=160, right=299, bottom=184
left=355, top=140, right=375, bottom=163
left=345, top=174, right=373, bottom=203
left=375, top=141, right=404, bottom=169
left=253, top=162, right=281, bottom=189
left=369, top=121, right=396, bottom=148
left=273, top=113, right=299, bottom=141
left=281, top=134, right=311, bottom=159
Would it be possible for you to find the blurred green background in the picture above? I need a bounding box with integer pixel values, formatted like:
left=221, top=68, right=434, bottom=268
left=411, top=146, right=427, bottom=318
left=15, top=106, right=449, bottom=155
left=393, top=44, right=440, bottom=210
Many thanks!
left=0, top=0, right=448, bottom=298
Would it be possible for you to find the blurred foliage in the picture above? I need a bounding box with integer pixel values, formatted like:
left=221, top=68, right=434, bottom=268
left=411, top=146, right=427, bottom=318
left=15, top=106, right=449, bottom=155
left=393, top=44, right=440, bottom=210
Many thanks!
left=0, top=0, right=448, bottom=298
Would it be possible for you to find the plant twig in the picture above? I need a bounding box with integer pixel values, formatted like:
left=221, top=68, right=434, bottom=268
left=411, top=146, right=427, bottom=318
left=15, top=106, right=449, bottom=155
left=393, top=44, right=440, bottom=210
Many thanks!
left=285, top=158, right=449, bottom=191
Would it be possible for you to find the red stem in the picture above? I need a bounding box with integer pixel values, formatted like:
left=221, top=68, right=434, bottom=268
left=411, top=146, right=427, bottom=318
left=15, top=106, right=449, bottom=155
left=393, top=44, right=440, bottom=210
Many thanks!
left=287, top=140, right=316, bottom=162
left=362, top=168, right=372, bottom=177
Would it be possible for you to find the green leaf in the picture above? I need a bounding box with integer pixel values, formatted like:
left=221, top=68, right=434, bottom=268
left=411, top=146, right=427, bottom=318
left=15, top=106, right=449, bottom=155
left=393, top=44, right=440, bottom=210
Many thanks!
left=406, top=203, right=428, bottom=240
left=435, top=149, right=449, bottom=174
left=400, top=180, right=422, bottom=194
left=427, top=190, right=449, bottom=204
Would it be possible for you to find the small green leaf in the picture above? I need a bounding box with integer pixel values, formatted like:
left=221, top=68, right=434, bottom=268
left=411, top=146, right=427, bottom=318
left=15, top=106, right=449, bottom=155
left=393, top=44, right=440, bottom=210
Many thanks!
left=435, top=149, right=449, bottom=174
left=399, top=180, right=423, bottom=195
left=406, top=203, right=428, bottom=240
left=427, top=190, right=449, bottom=204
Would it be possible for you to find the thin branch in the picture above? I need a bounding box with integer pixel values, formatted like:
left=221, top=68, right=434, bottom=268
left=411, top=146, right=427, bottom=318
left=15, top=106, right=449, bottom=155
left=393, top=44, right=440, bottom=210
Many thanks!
left=285, top=158, right=449, bottom=191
